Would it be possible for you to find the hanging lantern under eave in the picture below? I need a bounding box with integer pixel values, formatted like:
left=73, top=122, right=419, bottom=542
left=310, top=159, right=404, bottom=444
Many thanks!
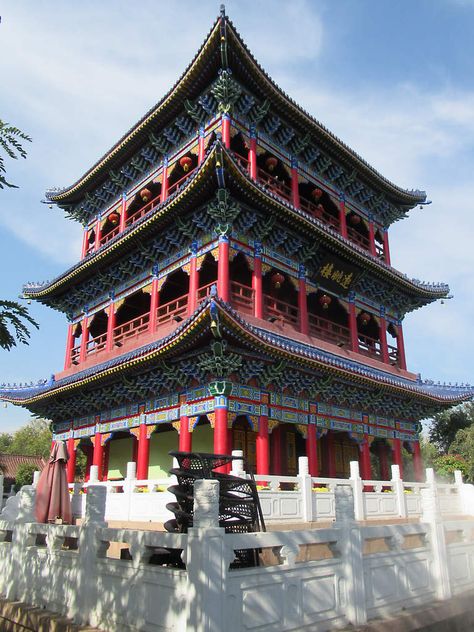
left=179, top=156, right=193, bottom=172
left=265, top=156, right=278, bottom=172
left=108, top=211, right=120, bottom=226
left=349, top=214, right=361, bottom=225
left=140, top=188, right=152, bottom=203
left=319, top=294, right=332, bottom=310
left=360, top=312, right=370, bottom=326
left=311, top=188, right=323, bottom=200
left=271, top=272, right=285, bottom=290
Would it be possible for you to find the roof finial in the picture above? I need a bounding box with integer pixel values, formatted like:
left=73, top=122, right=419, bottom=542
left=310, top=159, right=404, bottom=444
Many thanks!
left=220, top=4, right=226, bottom=18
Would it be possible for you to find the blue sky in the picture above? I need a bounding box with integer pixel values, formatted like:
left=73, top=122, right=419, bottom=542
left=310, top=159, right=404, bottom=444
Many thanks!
left=1, top=0, right=473, bottom=431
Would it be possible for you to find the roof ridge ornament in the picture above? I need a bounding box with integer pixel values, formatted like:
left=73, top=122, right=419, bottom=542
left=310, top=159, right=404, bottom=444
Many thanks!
left=219, top=5, right=228, bottom=68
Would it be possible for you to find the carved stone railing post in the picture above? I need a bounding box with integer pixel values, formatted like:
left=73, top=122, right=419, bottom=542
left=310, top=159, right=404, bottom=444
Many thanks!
left=391, top=464, right=407, bottom=518
left=186, top=479, right=226, bottom=632
left=298, top=456, right=313, bottom=522
left=349, top=460, right=364, bottom=521
left=421, top=480, right=452, bottom=601
left=454, top=469, right=474, bottom=516
left=334, top=486, right=367, bottom=626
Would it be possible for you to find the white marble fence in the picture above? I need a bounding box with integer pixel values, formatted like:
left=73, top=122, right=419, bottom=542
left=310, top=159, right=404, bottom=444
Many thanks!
left=66, top=456, right=473, bottom=524
left=0, top=474, right=474, bottom=631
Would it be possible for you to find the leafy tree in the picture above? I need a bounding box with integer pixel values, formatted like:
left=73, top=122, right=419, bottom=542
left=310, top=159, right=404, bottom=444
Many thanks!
left=0, top=119, right=31, bottom=189
left=420, top=437, right=440, bottom=469
left=429, top=403, right=474, bottom=453
left=14, top=462, right=38, bottom=489
left=0, top=432, right=13, bottom=453
left=0, top=299, right=39, bottom=350
left=433, top=453, right=469, bottom=481
left=449, top=425, right=474, bottom=482
left=8, top=418, right=52, bottom=458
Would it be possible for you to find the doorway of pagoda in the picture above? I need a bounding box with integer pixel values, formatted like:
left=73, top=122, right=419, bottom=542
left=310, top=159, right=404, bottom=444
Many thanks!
left=148, top=423, right=178, bottom=478
left=106, top=431, right=136, bottom=481
left=230, top=252, right=253, bottom=316
left=87, top=310, right=108, bottom=357
left=256, top=152, right=292, bottom=204
left=271, top=423, right=306, bottom=476
left=298, top=182, right=340, bottom=230
left=158, top=269, right=189, bottom=326
left=307, top=291, right=350, bottom=348
left=262, top=268, right=298, bottom=328
left=371, top=439, right=393, bottom=481
left=78, top=439, right=93, bottom=482
left=167, top=151, right=197, bottom=196
left=356, top=311, right=381, bottom=361
left=231, top=415, right=257, bottom=473
left=197, top=253, right=218, bottom=303
left=114, top=290, right=151, bottom=347
left=191, top=416, right=214, bottom=453
left=126, top=180, right=162, bottom=226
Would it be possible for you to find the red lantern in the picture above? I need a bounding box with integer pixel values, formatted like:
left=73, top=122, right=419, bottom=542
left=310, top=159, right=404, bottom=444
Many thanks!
left=265, top=156, right=278, bottom=172
left=108, top=211, right=120, bottom=226
left=360, top=312, right=370, bottom=326
left=271, top=272, right=285, bottom=289
left=349, top=214, right=361, bottom=225
left=319, top=294, right=332, bottom=310
left=179, top=156, right=193, bottom=172
left=140, top=188, right=152, bottom=203
left=311, top=188, right=323, bottom=200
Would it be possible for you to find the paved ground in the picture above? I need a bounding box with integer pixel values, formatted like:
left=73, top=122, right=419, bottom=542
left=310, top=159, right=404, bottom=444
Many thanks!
left=0, top=597, right=100, bottom=631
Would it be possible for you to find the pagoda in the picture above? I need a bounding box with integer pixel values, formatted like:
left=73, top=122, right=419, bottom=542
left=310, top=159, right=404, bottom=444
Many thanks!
left=2, top=7, right=473, bottom=485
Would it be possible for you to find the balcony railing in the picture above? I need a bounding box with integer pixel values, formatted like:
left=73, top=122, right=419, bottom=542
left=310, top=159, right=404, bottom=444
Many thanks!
left=308, top=313, right=351, bottom=347
left=99, top=225, right=120, bottom=246
left=197, top=282, right=215, bottom=304
left=347, top=226, right=370, bottom=252
left=299, top=197, right=340, bottom=231
left=125, top=192, right=161, bottom=229
left=167, top=167, right=197, bottom=198
left=85, top=332, right=107, bottom=355
left=231, top=281, right=254, bottom=315
left=156, top=295, right=188, bottom=326
left=114, top=313, right=150, bottom=347
left=257, top=167, right=292, bottom=203
left=263, top=294, right=298, bottom=327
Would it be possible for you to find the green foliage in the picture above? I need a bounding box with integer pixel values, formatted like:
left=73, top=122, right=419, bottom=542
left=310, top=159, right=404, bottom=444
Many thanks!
left=0, top=433, right=13, bottom=453
left=14, top=462, right=38, bottom=489
left=449, top=425, right=474, bottom=482
left=429, top=403, right=474, bottom=453
left=420, top=437, right=439, bottom=469
left=0, top=119, right=31, bottom=189
left=8, top=418, right=52, bottom=458
left=433, top=453, right=469, bottom=480
left=75, top=449, right=87, bottom=481
left=0, top=299, right=39, bottom=350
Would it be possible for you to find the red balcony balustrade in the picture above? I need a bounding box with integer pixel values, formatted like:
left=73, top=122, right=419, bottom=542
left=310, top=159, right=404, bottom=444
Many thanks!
left=166, top=167, right=197, bottom=198
left=125, top=192, right=162, bottom=229
left=299, top=197, right=340, bottom=231
left=230, top=281, right=254, bottom=315
left=156, top=295, right=188, bottom=326
left=113, top=312, right=151, bottom=347
left=197, top=282, right=215, bottom=304
left=263, top=294, right=298, bottom=327
left=308, top=313, right=351, bottom=347
left=85, top=332, right=107, bottom=356
left=99, top=225, right=120, bottom=247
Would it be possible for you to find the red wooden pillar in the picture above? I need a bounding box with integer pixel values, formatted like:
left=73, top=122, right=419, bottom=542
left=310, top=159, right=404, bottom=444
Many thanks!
left=64, top=324, right=74, bottom=370
left=188, top=242, right=199, bottom=315
left=379, top=443, right=390, bottom=481
left=379, top=309, right=390, bottom=364
left=94, top=216, right=101, bottom=251
left=306, top=424, right=319, bottom=477
left=179, top=414, right=192, bottom=452
left=382, top=228, right=391, bottom=265
left=396, top=321, right=407, bottom=370
left=149, top=271, right=160, bottom=333
left=136, top=422, right=150, bottom=480
left=327, top=431, right=337, bottom=478
left=298, top=265, right=309, bottom=335
left=291, top=160, right=300, bottom=209
left=413, top=440, right=423, bottom=482
left=348, top=294, right=359, bottom=353
left=253, top=242, right=263, bottom=318
left=119, top=193, right=127, bottom=233
left=217, top=236, right=230, bottom=302
left=214, top=403, right=229, bottom=456
left=271, top=425, right=282, bottom=475
left=160, top=158, right=169, bottom=204
left=368, top=215, right=377, bottom=257
left=92, top=432, right=104, bottom=481
left=393, top=438, right=403, bottom=478
left=79, top=315, right=89, bottom=363
left=81, top=230, right=88, bottom=259
left=106, top=301, right=116, bottom=352
left=66, top=437, right=76, bottom=484
left=248, top=127, right=257, bottom=180
left=256, top=415, right=270, bottom=475
left=198, top=126, right=206, bottom=165
left=360, top=435, right=372, bottom=480
left=221, top=114, right=231, bottom=149
left=339, top=193, right=348, bottom=239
